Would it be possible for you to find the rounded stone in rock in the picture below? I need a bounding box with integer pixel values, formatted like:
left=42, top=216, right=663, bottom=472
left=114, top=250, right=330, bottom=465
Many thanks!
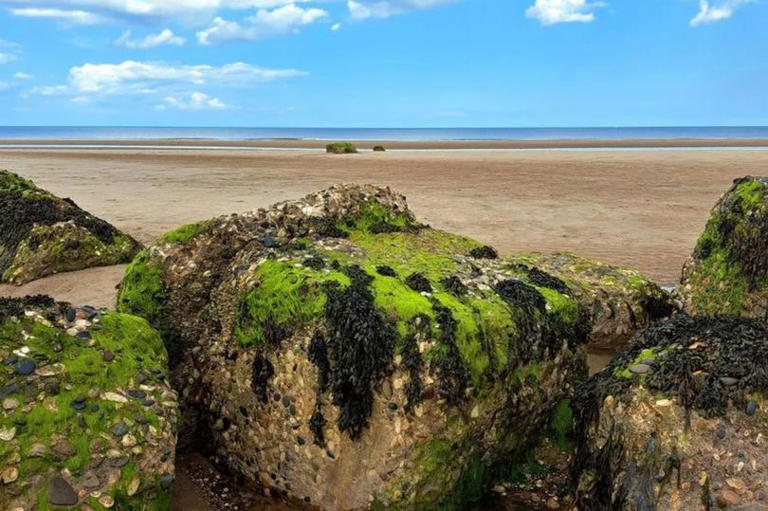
left=159, top=474, right=174, bottom=490
left=2, top=398, right=19, bottom=411
left=716, top=424, right=727, bottom=440
left=746, top=400, right=758, bottom=416
left=14, top=358, right=35, bottom=376
left=66, top=308, right=76, bottom=322
left=112, top=421, right=129, bottom=437
left=128, top=389, right=147, bottom=399
left=719, top=377, right=739, bottom=387
left=48, top=475, right=79, bottom=506
left=102, top=351, right=115, bottom=362
left=629, top=364, right=651, bottom=375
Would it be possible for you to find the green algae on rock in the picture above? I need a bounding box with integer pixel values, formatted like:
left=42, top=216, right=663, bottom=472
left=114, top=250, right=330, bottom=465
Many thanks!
left=0, top=296, right=177, bottom=510
left=118, top=184, right=592, bottom=510
left=681, top=176, right=768, bottom=318
left=0, top=170, right=142, bottom=285
left=571, top=314, right=768, bottom=510
left=505, top=252, right=676, bottom=349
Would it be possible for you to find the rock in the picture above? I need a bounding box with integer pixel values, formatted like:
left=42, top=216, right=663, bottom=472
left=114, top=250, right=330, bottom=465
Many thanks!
left=629, top=363, right=651, bottom=374
left=112, top=421, right=129, bottom=437
left=0, top=297, right=176, bottom=509
left=572, top=314, right=768, bottom=510
left=48, top=476, right=78, bottom=506
left=118, top=185, right=592, bottom=510
left=14, top=358, right=35, bottom=376
left=0, top=170, right=142, bottom=284
left=2, top=398, right=18, bottom=411
left=98, top=495, right=115, bottom=508
left=681, top=176, right=768, bottom=318
left=325, top=142, right=358, bottom=154
left=1, top=466, right=18, bottom=484
left=747, top=400, right=758, bottom=416
left=510, top=253, right=678, bottom=350
left=717, top=488, right=742, bottom=508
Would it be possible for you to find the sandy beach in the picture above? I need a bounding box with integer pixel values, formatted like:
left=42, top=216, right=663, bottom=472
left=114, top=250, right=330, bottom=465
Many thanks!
left=1, top=144, right=766, bottom=302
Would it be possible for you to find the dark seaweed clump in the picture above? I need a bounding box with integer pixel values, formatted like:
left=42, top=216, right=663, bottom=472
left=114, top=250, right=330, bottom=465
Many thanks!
left=571, top=314, right=768, bottom=510
left=405, top=272, right=433, bottom=293
left=323, top=265, right=396, bottom=439
left=515, top=264, right=570, bottom=295
left=429, top=303, right=471, bottom=404
left=376, top=265, right=397, bottom=277
left=303, top=256, right=325, bottom=271
left=440, top=275, right=468, bottom=296
left=469, top=246, right=498, bottom=260
left=250, top=354, right=275, bottom=403
left=0, top=175, right=120, bottom=273
left=0, top=295, right=55, bottom=321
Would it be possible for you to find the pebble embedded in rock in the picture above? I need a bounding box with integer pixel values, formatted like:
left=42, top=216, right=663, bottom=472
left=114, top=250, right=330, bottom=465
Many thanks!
left=14, top=358, right=35, bottom=376
left=719, top=377, right=739, bottom=387
left=716, top=488, right=741, bottom=508
left=48, top=475, right=79, bottom=506
left=2, top=398, right=19, bottom=411
left=716, top=424, right=727, bottom=440
left=629, top=364, right=651, bottom=375
left=66, top=308, right=76, bottom=322
left=112, top=421, right=129, bottom=437
left=102, top=351, right=115, bottom=362
left=128, top=389, right=147, bottom=399
left=746, top=400, right=758, bottom=416
left=0, top=466, right=18, bottom=484
left=159, top=474, right=174, bottom=490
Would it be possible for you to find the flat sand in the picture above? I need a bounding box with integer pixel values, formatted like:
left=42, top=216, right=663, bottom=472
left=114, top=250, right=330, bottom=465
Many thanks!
left=1, top=145, right=767, bottom=304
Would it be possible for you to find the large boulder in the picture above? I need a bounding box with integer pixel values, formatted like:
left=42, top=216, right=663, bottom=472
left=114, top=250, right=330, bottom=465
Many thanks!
left=117, top=184, right=591, bottom=509
left=572, top=314, right=768, bottom=510
left=681, top=176, right=768, bottom=318
left=0, top=296, right=177, bottom=510
left=0, top=170, right=141, bottom=285
left=506, top=253, right=676, bottom=349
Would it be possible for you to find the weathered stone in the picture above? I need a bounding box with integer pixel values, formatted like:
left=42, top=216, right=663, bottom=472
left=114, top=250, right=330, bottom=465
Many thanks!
left=48, top=476, right=78, bottom=506
left=572, top=314, right=768, bottom=511
left=0, top=170, right=142, bottom=284
left=119, top=185, right=592, bottom=510
left=681, top=176, right=768, bottom=318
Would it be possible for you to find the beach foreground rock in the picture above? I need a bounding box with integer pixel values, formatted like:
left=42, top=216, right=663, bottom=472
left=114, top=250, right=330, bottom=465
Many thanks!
left=118, top=184, right=592, bottom=509
left=572, top=314, right=768, bottom=510
left=0, top=170, right=141, bottom=285
left=681, top=176, right=768, bottom=318
left=506, top=252, right=676, bottom=349
left=0, top=296, right=177, bottom=510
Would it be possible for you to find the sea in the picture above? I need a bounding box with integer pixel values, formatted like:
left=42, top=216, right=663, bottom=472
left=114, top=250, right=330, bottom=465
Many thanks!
left=2, top=125, right=768, bottom=141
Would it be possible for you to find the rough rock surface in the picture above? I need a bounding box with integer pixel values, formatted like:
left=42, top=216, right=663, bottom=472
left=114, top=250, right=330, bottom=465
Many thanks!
left=681, top=176, right=768, bottom=319
left=571, top=314, right=768, bottom=510
left=0, top=170, right=141, bottom=285
left=117, top=184, right=591, bottom=510
left=506, top=253, right=676, bottom=349
left=0, top=296, right=177, bottom=510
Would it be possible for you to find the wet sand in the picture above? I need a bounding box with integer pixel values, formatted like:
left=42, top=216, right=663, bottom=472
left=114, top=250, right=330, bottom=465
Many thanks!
left=2, top=146, right=767, bottom=285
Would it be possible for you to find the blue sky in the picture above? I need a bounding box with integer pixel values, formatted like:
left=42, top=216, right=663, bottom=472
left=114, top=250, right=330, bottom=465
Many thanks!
left=0, top=0, right=766, bottom=127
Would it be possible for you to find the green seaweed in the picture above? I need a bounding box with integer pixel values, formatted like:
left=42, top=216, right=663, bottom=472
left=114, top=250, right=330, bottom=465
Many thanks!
left=159, top=219, right=215, bottom=244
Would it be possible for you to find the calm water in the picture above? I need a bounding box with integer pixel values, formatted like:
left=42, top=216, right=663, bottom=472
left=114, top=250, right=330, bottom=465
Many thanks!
left=2, top=126, right=768, bottom=141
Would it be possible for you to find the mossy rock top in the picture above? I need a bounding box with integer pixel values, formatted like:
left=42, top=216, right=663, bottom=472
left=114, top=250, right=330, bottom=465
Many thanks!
left=506, top=252, right=676, bottom=348
left=681, top=176, right=768, bottom=318
left=0, top=296, right=177, bottom=510
left=572, top=314, right=768, bottom=510
left=118, top=184, right=592, bottom=509
left=0, top=170, right=142, bottom=285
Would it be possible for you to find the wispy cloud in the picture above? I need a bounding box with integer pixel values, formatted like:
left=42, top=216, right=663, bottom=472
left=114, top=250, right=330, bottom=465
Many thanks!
left=197, top=4, right=327, bottom=44
left=10, top=7, right=109, bottom=24
left=347, top=0, right=455, bottom=20
left=690, top=0, right=750, bottom=26
left=526, top=0, right=605, bottom=25
left=115, top=29, right=186, bottom=49
left=0, top=52, right=18, bottom=64
left=160, top=91, right=227, bottom=110
left=13, top=71, right=33, bottom=79
left=0, top=0, right=313, bottom=25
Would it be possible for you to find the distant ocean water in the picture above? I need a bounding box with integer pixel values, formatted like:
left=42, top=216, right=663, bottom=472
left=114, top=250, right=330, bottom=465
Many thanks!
left=2, top=126, right=768, bottom=141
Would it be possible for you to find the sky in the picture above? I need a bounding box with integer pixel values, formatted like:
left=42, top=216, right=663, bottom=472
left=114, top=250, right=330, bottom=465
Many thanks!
left=0, top=0, right=766, bottom=127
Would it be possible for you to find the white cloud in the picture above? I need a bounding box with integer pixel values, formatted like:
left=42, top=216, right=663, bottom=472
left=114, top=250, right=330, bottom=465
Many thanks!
left=197, top=4, right=327, bottom=44
left=0, top=0, right=312, bottom=25
left=13, top=71, right=33, bottom=79
left=525, top=0, right=604, bottom=25
left=0, top=52, right=18, bottom=64
left=10, top=7, right=109, bottom=24
left=0, top=82, right=11, bottom=91
left=30, top=60, right=306, bottom=102
left=115, top=29, right=186, bottom=48
left=162, top=91, right=227, bottom=110
left=690, top=0, right=750, bottom=26
left=331, top=22, right=341, bottom=31
left=347, top=0, right=454, bottom=19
